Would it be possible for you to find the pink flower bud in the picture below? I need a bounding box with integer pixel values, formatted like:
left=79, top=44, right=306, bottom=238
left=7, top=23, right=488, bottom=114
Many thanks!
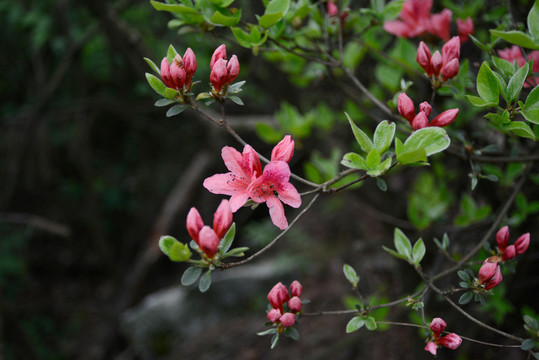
left=226, top=54, right=240, bottom=84
left=210, top=58, right=228, bottom=92
left=213, top=199, right=233, bottom=239
left=416, top=41, right=433, bottom=76
left=210, top=44, right=227, bottom=69
left=290, top=280, right=303, bottom=297
left=478, top=259, right=498, bottom=284
left=186, top=207, right=204, bottom=244
left=424, top=342, right=437, bottom=355
left=430, top=317, right=446, bottom=338
left=267, top=308, right=282, bottom=323
left=288, top=296, right=302, bottom=313
left=398, top=93, right=415, bottom=123
left=267, top=282, right=290, bottom=309
left=441, top=58, right=459, bottom=81
left=271, top=135, right=295, bottom=163
left=412, top=111, right=429, bottom=130
left=457, top=17, right=474, bottom=43
left=437, top=333, right=462, bottom=350
left=483, top=265, right=502, bottom=290
left=170, top=60, right=186, bottom=89
left=429, top=108, right=459, bottom=127
left=198, top=226, right=220, bottom=258
left=419, top=102, right=432, bottom=117
left=430, top=51, right=443, bottom=76
left=514, top=233, right=530, bottom=255
left=327, top=1, right=338, bottom=17
left=496, top=226, right=509, bottom=251
left=442, top=36, right=461, bottom=66
left=279, top=312, right=296, bottom=327
left=183, top=47, right=197, bottom=82
left=160, top=57, right=175, bottom=88
left=502, top=245, right=516, bottom=260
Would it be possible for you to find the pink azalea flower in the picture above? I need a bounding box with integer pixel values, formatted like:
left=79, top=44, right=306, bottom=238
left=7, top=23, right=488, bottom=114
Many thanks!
left=424, top=317, right=462, bottom=355
left=209, top=45, right=241, bottom=93
left=290, top=280, right=303, bottom=297
left=204, top=136, right=301, bottom=230
left=498, top=46, right=539, bottom=87
left=267, top=282, right=290, bottom=310
left=416, top=37, right=460, bottom=81
left=457, top=17, right=474, bottom=42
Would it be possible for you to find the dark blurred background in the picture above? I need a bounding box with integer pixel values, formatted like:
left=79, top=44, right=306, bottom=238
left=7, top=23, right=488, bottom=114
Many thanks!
left=1, top=0, right=538, bottom=359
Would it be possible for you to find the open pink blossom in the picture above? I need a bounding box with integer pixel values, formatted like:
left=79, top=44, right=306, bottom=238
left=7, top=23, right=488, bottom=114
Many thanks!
left=498, top=46, right=539, bottom=87
left=424, top=317, right=462, bottom=355
left=203, top=145, right=262, bottom=212
left=457, top=17, right=474, bottom=42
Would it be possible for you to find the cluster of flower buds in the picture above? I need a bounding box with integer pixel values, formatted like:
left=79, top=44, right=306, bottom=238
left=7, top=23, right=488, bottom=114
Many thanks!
left=266, top=281, right=303, bottom=331
left=477, top=226, right=530, bottom=290
left=160, top=48, right=197, bottom=92
left=457, top=17, right=474, bottom=43
left=186, top=199, right=232, bottom=258
left=398, top=93, right=459, bottom=130
left=424, top=318, right=462, bottom=355
left=209, top=44, right=240, bottom=93
left=417, top=36, right=460, bottom=82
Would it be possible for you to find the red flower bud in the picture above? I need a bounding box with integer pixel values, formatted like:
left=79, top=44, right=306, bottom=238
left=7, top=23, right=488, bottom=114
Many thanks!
left=483, top=265, right=502, bottom=290
left=441, top=58, right=459, bottom=81
left=442, top=36, right=460, bottom=66
left=160, top=57, right=175, bottom=89
left=496, top=226, right=509, bottom=252
left=271, top=135, right=295, bottom=163
left=478, top=259, right=497, bottom=284
left=186, top=207, right=204, bottom=244
left=226, top=54, right=240, bottom=84
left=267, top=282, right=290, bottom=309
left=412, top=111, right=429, bottom=130
left=279, top=312, right=296, bottom=327
left=419, top=101, right=432, bottom=117
left=417, top=41, right=433, bottom=76
left=429, top=108, right=459, bottom=127
left=430, top=317, right=446, bottom=338
left=210, top=44, right=227, bottom=69
left=198, top=226, right=220, bottom=258
left=514, top=233, right=530, bottom=255
left=288, top=296, right=302, bottom=313
left=170, top=59, right=186, bottom=89
left=436, top=333, right=462, bottom=350
left=430, top=51, right=443, bottom=76
left=213, top=199, right=233, bottom=239
left=210, top=58, right=228, bottom=92
left=267, top=308, right=282, bottom=323
left=502, top=245, right=516, bottom=260
left=398, top=93, right=415, bottom=123
left=290, top=280, right=303, bottom=297
left=183, top=47, right=197, bottom=83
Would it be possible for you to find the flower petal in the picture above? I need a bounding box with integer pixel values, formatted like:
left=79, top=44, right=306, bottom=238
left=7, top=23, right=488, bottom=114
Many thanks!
left=278, top=182, right=301, bottom=208
left=266, top=196, right=288, bottom=230
left=424, top=342, right=437, bottom=355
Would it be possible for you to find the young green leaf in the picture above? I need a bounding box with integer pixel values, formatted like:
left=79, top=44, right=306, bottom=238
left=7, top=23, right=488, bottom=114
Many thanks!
left=466, top=95, right=497, bottom=108
left=528, top=1, right=539, bottom=41
left=382, top=246, right=411, bottom=261
left=144, top=57, right=161, bottom=75
left=507, top=62, right=529, bottom=102
left=145, top=73, right=166, bottom=96
left=373, top=120, right=396, bottom=154
left=525, top=85, right=539, bottom=110
left=412, top=238, right=426, bottom=264
left=341, top=152, right=368, bottom=170
left=458, top=291, right=473, bottom=305
left=365, top=316, right=377, bottom=330
left=503, top=121, right=536, bottom=140
left=166, top=104, right=186, bottom=117
left=394, top=227, right=412, bottom=259
left=476, top=62, right=499, bottom=104
left=181, top=266, right=203, bottom=286
left=345, top=112, right=374, bottom=153
left=366, top=148, right=381, bottom=169
left=346, top=316, right=365, bottom=333
left=490, top=30, right=539, bottom=50
left=343, top=264, right=360, bottom=287
left=198, top=269, right=212, bottom=292
left=219, top=223, right=236, bottom=254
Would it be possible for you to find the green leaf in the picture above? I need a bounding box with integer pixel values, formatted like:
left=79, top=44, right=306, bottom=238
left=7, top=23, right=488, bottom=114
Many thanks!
left=492, top=56, right=517, bottom=77
left=412, top=238, right=426, bottom=264
left=525, top=85, right=539, bottom=110
left=382, top=246, right=410, bottom=261
left=150, top=1, right=199, bottom=14
left=366, top=148, right=381, bottom=169
left=477, top=62, right=499, bottom=104
left=524, top=315, right=539, bottom=330
left=394, top=228, right=412, bottom=259
left=521, top=339, right=537, bottom=351
left=220, top=246, right=249, bottom=259
left=458, top=291, right=473, bottom=305
left=507, top=62, right=529, bottom=102
left=259, top=12, right=283, bottom=28
left=265, top=0, right=290, bottom=15
left=466, top=95, right=498, bottom=108
left=458, top=270, right=471, bottom=282
left=164, top=87, right=178, bottom=100
left=284, top=326, right=300, bottom=340
left=209, top=9, right=241, bottom=26
left=346, top=317, right=365, bottom=333
left=159, top=236, right=192, bottom=262
left=529, top=1, right=539, bottom=41
left=345, top=112, right=374, bottom=153
left=166, top=104, right=186, bottom=117
left=145, top=73, right=166, bottom=96
left=167, top=44, right=179, bottom=64
left=219, top=223, right=236, bottom=254
left=376, top=177, right=388, bottom=191
left=198, top=269, right=212, bottom=292
left=257, top=328, right=278, bottom=336
left=341, top=152, right=367, bottom=170
left=521, top=108, right=539, bottom=124
left=155, top=99, right=175, bottom=107
left=270, top=333, right=279, bottom=349
left=144, top=57, right=161, bottom=74
left=231, top=27, right=254, bottom=48
left=373, top=120, right=396, bottom=154
left=343, top=264, right=360, bottom=287
left=368, top=158, right=392, bottom=177
left=365, top=316, right=377, bottom=330
left=401, top=127, right=451, bottom=161
left=503, top=121, right=536, bottom=140
left=383, top=0, right=404, bottom=21
left=490, top=30, right=539, bottom=50
left=181, top=266, right=202, bottom=286
left=228, top=95, right=244, bottom=105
